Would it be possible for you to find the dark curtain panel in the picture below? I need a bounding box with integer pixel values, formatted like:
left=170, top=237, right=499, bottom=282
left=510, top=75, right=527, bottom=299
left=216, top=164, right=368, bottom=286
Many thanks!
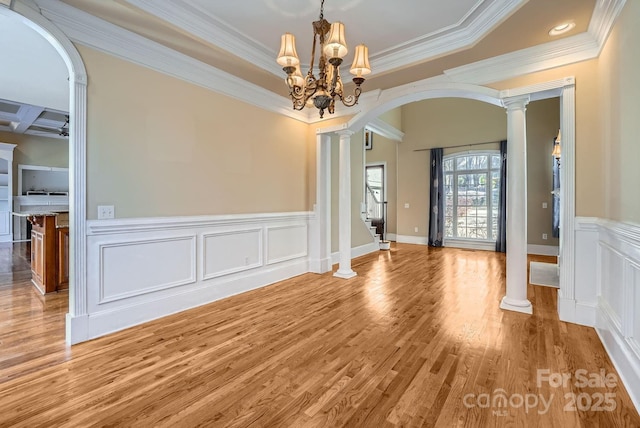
left=552, top=143, right=560, bottom=238
left=428, top=148, right=444, bottom=247
left=495, top=140, right=507, bottom=252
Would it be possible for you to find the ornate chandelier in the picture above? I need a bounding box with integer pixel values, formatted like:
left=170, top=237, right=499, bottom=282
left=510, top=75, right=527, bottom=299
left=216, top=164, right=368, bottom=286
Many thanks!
left=276, top=0, right=371, bottom=118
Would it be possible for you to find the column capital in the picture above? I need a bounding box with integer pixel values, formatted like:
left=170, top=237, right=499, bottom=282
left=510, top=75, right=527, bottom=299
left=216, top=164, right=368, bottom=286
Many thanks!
left=502, top=95, right=530, bottom=110
left=336, top=129, right=355, bottom=137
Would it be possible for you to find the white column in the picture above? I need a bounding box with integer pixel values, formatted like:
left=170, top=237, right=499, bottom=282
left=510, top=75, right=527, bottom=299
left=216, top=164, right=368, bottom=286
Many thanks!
left=309, top=133, right=332, bottom=274
left=500, top=95, right=532, bottom=314
left=334, top=130, right=357, bottom=279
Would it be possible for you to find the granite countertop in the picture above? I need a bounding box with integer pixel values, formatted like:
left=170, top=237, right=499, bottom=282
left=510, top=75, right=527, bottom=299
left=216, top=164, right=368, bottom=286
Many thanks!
left=12, top=211, right=69, bottom=217
left=13, top=211, right=69, bottom=228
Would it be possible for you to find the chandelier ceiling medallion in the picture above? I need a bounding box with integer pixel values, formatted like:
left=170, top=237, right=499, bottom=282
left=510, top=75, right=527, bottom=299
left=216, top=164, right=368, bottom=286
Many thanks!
left=276, top=0, right=371, bottom=118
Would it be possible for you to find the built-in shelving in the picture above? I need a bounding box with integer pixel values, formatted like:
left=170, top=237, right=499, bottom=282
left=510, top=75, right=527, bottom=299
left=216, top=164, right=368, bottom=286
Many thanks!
left=13, top=164, right=70, bottom=241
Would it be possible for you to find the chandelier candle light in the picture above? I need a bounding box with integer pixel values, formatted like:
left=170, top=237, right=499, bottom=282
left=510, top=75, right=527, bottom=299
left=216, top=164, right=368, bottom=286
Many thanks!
left=276, top=0, right=371, bottom=118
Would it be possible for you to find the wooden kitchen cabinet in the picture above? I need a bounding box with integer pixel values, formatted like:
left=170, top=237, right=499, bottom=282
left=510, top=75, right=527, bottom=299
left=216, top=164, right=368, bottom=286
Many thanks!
left=29, top=214, right=59, bottom=294
left=57, top=227, right=69, bottom=289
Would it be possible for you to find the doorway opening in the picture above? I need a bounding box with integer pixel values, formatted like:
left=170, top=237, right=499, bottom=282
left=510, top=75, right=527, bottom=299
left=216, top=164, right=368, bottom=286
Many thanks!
left=365, top=163, right=386, bottom=239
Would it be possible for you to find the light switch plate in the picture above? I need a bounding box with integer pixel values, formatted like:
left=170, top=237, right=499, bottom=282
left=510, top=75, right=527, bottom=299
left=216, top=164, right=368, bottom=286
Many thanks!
left=542, top=202, right=548, bottom=209
left=98, top=205, right=114, bottom=219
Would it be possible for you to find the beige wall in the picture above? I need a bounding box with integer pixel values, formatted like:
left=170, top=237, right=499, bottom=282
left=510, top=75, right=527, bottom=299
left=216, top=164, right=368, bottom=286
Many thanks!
left=488, top=60, right=603, bottom=218
left=365, top=132, right=398, bottom=235
left=526, top=98, right=560, bottom=246
left=598, top=0, right=640, bottom=224
left=79, top=46, right=310, bottom=219
left=378, top=107, right=403, bottom=130
left=399, top=98, right=507, bottom=237
left=0, top=131, right=68, bottom=195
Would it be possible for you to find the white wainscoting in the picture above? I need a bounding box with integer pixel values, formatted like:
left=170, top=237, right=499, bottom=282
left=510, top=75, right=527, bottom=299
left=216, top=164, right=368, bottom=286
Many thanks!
left=591, top=219, right=640, bottom=411
left=80, top=212, right=312, bottom=341
left=570, top=218, right=599, bottom=326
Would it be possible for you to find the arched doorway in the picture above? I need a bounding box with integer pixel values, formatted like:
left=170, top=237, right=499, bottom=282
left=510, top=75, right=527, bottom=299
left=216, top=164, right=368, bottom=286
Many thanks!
left=314, top=78, right=577, bottom=322
left=1, top=3, right=88, bottom=344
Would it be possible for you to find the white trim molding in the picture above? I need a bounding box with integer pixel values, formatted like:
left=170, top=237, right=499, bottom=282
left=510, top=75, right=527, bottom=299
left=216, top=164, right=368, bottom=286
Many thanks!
left=369, top=0, right=528, bottom=76
left=76, top=212, right=312, bottom=342
left=365, top=118, right=405, bottom=142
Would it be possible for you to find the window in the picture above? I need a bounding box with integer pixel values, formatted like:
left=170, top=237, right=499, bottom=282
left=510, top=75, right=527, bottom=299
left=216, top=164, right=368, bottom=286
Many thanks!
left=444, top=152, right=501, bottom=241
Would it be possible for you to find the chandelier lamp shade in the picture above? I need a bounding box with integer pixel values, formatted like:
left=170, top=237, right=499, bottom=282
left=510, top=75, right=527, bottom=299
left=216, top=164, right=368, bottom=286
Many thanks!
left=276, top=0, right=371, bottom=118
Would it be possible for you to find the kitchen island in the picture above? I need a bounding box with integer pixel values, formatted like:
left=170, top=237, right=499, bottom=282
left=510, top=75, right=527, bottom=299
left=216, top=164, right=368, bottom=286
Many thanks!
left=13, top=211, right=69, bottom=294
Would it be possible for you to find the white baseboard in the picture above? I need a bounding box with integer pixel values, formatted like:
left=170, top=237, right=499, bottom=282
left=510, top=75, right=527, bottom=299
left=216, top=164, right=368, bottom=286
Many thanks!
left=80, top=259, right=308, bottom=341
left=308, top=257, right=332, bottom=274
left=331, top=241, right=380, bottom=265
left=445, top=239, right=495, bottom=251
left=557, top=296, right=596, bottom=327
left=527, top=244, right=559, bottom=256
left=395, top=235, right=428, bottom=245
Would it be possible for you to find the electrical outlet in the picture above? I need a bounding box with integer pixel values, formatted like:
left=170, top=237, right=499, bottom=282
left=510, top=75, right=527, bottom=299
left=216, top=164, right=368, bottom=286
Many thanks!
left=542, top=233, right=548, bottom=240
left=414, top=227, right=419, bottom=233
left=404, top=203, right=410, bottom=208
left=98, top=205, right=114, bottom=219
left=542, top=202, right=548, bottom=209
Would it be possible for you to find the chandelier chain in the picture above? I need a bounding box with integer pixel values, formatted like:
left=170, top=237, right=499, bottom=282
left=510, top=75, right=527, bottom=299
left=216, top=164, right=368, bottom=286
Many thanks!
left=319, top=0, right=324, bottom=20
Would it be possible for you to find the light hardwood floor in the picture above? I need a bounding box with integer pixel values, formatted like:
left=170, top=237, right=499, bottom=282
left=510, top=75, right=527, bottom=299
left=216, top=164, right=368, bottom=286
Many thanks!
left=0, top=243, right=639, bottom=427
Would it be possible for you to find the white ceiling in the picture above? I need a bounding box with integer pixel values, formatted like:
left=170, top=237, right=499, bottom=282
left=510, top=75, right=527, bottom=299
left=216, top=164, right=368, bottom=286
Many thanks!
left=0, top=9, right=69, bottom=138
left=0, top=11, right=69, bottom=111
left=121, top=0, right=529, bottom=78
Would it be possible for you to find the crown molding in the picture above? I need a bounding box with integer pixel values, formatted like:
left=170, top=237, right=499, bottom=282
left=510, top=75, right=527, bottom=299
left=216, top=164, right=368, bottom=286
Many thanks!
left=366, top=118, right=404, bottom=142
left=122, top=0, right=282, bottom=77
left=499, top=77, right=574, bottom=101
left=33, top=0, right=308, bottom=123
left=443, top=32, right=599, bottom=85
left=26, top=0, right=626, bottom=126
left=442, top=0, right=626, bottom=85
left=123, top=0, right=527, bottom=80
left=589, top=0, right=627, bottom=49
left=371, top=0, right=527, bottom=76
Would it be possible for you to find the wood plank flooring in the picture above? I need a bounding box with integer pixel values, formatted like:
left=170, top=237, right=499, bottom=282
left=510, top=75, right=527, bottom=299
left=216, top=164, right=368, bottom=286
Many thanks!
left=0, top=243, right=639, bottom=427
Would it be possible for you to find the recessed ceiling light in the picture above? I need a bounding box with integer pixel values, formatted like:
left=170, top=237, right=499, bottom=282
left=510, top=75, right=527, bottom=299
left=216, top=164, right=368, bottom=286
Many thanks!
left=549, top=21, right=576, bottom=36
